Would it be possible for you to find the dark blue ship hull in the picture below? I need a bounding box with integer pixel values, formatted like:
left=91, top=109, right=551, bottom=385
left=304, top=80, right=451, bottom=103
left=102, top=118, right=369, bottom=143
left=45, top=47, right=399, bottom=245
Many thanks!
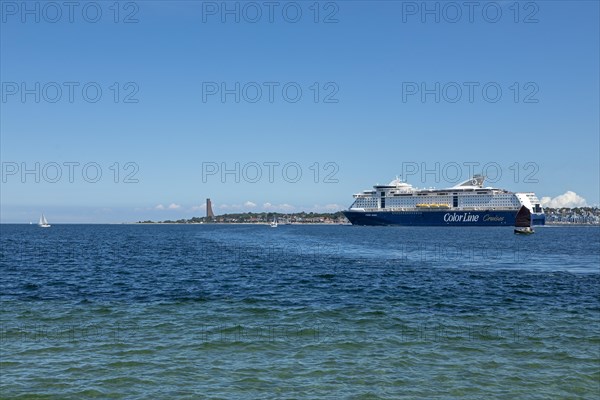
left=343, top=210, right=546, bottom=226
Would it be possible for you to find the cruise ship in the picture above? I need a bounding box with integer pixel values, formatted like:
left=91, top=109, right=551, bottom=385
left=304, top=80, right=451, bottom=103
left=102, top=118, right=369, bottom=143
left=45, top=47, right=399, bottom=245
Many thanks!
left=343, top=175, right=545, bottom=226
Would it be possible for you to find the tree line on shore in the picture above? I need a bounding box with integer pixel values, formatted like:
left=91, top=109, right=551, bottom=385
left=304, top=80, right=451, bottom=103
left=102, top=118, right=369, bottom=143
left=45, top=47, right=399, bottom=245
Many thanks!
left=138, top=211, right=348, bottom=224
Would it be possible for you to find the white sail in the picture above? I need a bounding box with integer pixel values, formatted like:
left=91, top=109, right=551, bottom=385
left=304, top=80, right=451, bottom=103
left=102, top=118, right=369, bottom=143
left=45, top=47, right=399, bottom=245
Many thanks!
left=38, top=214, right=50, bottom=227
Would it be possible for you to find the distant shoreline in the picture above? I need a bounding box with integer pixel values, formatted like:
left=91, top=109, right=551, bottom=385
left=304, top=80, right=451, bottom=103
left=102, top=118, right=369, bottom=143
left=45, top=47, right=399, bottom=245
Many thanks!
left=135, top=207, right=600, bottom=226
left=1, top=222, right=598, bottom=226
left=131, top=222, right=349, bottom=226
left=130, top=222, right=598, bottom=226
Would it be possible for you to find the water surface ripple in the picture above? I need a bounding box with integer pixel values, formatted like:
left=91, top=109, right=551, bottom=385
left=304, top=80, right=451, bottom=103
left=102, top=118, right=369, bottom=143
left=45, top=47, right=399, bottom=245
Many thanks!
left=1, top=225, right=599, bottom=398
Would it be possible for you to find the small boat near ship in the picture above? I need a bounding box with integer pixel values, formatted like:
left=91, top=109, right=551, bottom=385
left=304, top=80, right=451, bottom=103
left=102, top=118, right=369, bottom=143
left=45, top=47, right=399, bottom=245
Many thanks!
left=514, top=206, right=534, bottom=234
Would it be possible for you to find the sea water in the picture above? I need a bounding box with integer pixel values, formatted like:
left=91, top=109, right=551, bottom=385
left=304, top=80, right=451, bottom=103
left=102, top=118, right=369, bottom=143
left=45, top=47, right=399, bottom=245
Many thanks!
left=1, top=224, right=599, bottom=398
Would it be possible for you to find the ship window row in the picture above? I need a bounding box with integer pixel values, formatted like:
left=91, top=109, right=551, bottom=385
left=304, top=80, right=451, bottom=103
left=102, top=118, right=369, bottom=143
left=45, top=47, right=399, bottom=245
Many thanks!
left=376, top=193, right=515, bottom=199
left=357, top=195, right=519, bottom=208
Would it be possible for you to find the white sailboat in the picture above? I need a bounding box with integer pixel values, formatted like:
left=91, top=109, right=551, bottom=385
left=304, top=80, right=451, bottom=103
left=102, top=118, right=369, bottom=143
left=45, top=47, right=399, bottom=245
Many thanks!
left=38, top=214, right=51, bottom=228
left=269, top=216, right=278, bottom=228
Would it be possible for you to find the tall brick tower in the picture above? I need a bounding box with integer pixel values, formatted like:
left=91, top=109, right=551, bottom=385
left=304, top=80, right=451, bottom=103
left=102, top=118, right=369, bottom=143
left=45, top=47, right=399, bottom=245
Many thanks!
left=206, top=198, right=214, bottom=218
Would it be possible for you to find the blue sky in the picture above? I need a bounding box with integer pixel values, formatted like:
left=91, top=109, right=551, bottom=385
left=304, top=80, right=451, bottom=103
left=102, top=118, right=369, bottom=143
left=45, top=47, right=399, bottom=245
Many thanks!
left=1, top=0, right=599, bottom=222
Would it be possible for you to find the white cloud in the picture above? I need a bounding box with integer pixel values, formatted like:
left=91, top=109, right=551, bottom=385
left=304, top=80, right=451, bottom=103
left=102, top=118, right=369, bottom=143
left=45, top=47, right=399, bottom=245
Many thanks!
left=541, top=191, right=587, bottom=208
left=185, top=201, right=341, bottom=214
left=153, top=203, right=182, bottom=211
left=309, top=203, right=344, bottom=212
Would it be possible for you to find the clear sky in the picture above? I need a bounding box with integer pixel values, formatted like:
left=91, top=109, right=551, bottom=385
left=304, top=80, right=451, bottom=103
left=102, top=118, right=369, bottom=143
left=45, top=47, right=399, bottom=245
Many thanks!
left=1, top=0, right=599, bottom=223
